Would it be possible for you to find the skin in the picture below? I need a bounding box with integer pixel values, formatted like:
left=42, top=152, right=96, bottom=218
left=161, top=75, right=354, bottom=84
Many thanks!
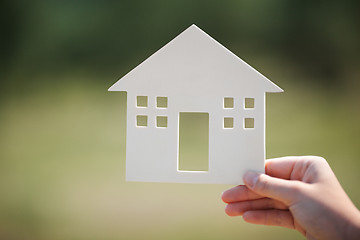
left=222, top=156, right=360, bottom=240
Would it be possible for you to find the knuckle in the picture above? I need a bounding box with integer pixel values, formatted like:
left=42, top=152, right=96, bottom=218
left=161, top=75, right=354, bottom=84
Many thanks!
left=314, top=156, right=327, bottom=163
left=287, top=181, right=307, bottom=201
left=254, top=174, right=269, bottom=192
left=309, top=156, right=330, bottom=169
left=305, top=155, right=327, bottom=163
left=289, top=181, right=302, bottom=193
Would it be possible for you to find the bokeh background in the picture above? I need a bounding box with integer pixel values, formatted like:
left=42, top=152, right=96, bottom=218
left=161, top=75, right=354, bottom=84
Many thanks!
left=1, top=1, right=360, bottom=239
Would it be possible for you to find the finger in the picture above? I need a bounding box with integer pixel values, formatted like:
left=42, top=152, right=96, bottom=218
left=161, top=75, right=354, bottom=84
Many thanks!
left=265, top=156, right=300, bottom=179
left=222, top=185, right=263, bottom=203
left=225, top=198, right=287, bottom=216
left=266, top=156, right=327, bottom=180
left=242, top=210, right=295, bottom=229
left=243, top=171, right=304, bottom=205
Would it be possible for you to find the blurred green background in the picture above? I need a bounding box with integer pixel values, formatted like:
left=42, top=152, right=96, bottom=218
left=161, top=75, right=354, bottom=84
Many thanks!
left=1, top=1, right=360, bottom=239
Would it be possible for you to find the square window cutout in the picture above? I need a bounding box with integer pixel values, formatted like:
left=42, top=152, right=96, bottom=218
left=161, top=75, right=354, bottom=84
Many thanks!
left=245, top=98, right=255, bottom=108
left=244, top=118, right=254, bottom=129
left=156, top=116, right=168, bottom=128
left=224, top=97, right=234, bottom=108
left=224, top=117, right=234, bottom=128
left=157, top=97, right=168, bottom=108
left=137, top=96, right=148, bottom=107
left=136, top=115, right=148, bottom=127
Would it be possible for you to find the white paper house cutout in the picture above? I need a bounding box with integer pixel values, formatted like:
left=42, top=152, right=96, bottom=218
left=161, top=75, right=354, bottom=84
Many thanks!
left=109, top=24, right=283, bottom=184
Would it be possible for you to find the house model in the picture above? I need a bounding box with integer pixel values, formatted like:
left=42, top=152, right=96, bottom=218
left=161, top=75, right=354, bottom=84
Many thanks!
left=109, top=24, right=283, bottom=185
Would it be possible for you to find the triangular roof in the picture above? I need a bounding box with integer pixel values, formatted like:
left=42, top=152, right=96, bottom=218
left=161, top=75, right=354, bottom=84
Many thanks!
left=109, top=24, right=283, bottom=96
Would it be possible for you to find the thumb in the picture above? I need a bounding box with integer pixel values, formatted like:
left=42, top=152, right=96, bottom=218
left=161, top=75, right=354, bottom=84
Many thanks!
left=243, top=171, right=302, bottom=204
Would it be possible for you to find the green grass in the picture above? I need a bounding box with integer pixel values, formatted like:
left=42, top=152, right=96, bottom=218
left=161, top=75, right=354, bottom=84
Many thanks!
left=0, top=79, right=359, bottom=240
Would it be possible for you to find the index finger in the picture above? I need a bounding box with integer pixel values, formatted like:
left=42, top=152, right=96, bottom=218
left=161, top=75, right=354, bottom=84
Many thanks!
left=265, top=156, right=307, bottom=180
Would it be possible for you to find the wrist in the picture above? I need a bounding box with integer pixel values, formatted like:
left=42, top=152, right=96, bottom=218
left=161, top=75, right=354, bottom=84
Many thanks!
left=345, top=211, right=360, bottom=240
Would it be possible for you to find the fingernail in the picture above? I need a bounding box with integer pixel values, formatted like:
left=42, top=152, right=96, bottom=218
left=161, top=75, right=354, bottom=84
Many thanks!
left=243, top=171, right=259, bottom=188
left=221, top=191, right=228, bottom=202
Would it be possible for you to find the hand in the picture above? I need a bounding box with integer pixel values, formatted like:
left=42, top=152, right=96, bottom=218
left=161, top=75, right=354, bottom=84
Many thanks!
left=222, top=156, right=360, bottom=240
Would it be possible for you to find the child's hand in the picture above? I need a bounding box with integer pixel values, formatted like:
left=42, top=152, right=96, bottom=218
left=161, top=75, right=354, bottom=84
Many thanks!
left=222, top=156, right=360, bottom=240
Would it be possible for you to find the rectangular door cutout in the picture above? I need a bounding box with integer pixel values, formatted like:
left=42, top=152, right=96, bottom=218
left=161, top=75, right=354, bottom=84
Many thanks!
left=178, top=112, right=209, bottom=171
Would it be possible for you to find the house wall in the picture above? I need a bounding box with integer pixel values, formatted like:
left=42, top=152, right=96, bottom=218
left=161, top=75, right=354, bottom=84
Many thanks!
left=210, top=92, right=265, bottom=184
left=125, top=91, right=265, bottom=184
left=125, top=91, right=179, bottom=182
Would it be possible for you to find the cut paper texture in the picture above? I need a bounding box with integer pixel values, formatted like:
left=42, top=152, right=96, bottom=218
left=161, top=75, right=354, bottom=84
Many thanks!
left=109, top=24, right=283, bottom=184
